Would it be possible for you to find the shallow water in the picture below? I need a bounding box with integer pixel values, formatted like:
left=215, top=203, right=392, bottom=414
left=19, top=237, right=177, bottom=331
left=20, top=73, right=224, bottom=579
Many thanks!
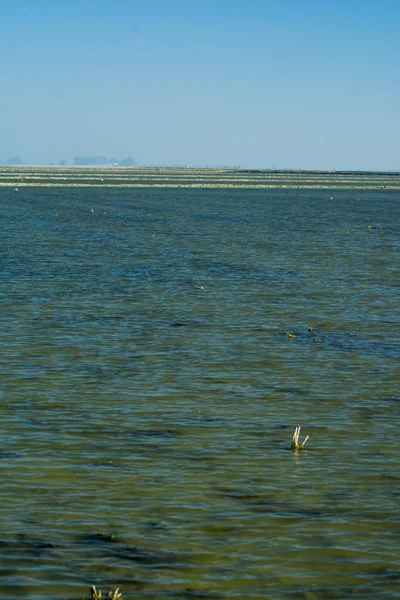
left=0, top=186, right=399, bottom=599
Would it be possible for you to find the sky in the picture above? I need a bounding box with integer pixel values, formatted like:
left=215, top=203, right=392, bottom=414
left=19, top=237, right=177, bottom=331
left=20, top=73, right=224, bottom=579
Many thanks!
left=1, top=0, right=399, bottom=170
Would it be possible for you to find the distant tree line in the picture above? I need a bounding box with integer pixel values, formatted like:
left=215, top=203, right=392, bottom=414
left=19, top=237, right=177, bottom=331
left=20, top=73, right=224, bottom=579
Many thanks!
left=73, top=156, right=136, bottom=166
left=1, top=156, right=26, bottom=165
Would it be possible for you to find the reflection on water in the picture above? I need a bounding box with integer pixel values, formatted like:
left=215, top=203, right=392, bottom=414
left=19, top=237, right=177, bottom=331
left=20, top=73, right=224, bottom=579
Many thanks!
left=0, top=186, right=399, bottom=599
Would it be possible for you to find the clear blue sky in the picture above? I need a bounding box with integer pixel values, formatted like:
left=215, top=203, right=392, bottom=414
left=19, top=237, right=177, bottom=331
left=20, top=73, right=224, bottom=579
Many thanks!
left=1, top=0, right=399, bottom=169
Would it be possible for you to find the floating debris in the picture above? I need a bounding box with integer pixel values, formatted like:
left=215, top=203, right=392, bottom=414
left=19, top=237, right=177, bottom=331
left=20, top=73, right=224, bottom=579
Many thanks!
left=90, top=586, right=122, bottom=600
left=308, top=327, right=314, bottom=332
left=286, top=332, right=296, bottom=339
left=291, top=426, right=309, bottom=451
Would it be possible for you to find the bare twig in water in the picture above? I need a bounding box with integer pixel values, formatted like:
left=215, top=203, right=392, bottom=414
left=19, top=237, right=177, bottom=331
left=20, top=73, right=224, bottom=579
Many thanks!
left=90, top=586, right=122, bottom=600
left=291, top=426, right=309, bottom=451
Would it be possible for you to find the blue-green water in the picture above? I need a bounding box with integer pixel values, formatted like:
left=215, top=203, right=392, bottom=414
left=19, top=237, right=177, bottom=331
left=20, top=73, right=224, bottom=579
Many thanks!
left=0, top=187, right=399, bottom=599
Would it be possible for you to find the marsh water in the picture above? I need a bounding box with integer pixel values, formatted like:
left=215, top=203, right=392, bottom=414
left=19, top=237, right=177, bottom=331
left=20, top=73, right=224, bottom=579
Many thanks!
left=0, top=183, right=399, bottom=599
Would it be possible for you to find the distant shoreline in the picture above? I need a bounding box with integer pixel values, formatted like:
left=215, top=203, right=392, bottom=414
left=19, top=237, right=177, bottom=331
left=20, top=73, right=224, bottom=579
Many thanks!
left=1, top=165, right=399, bottom=190
left=1, top=165, right=399, bottom=176
left=1, top=183, right=398, bottom=190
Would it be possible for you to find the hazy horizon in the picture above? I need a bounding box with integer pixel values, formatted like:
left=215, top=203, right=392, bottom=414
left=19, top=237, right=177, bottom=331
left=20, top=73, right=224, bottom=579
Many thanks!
left=2, top=163, right=400, bottom=174
left=1, top=0, right=399, bottom=171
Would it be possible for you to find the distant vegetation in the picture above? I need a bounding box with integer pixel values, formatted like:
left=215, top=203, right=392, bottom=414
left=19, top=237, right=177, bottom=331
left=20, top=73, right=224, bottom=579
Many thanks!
left=119, top=156, right=136, bottom=167
left=3, top=156, right=25, bottom=165
left=73, top=156, right=136, bottom=166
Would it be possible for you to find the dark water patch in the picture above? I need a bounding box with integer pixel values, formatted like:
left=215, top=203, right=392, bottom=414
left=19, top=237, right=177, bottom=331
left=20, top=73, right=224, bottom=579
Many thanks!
left=381, top=472, right=400, bottom=480
left=0, top=535, right=55, bottom=553
left=146, top=521, right=170, bottom=529
left=218, top=490, right=322, bottom=518
left=165, top=451, right=218, bottom=462
left=194, top=415, right=225, bottom=424
left=165, top=588, right=225, bottom=599
left=287, top=586, right=357, bottom=599
left=217, top=489, right=267, bottom=501
left=0, top=451, right=21, bottom=460
left=247, top=501, right=322, bottom=519
left=300, top=534, right=336, bottom=548
left=126, top=429, right=183, bottom=439
left=382, top=396, right=399, bottom=404
left=87, top=461, right=125, bottom=469
left=368, top=566, right=400, bottom=581
left=77, top=533, right=126, bottom=545
left=111, top=545, right=184, bottom=568
left=327, top=491, right=352, bottom=502
left=75, top=533, right=188, bottom=571
left=274, top=387, right=308, bottom=396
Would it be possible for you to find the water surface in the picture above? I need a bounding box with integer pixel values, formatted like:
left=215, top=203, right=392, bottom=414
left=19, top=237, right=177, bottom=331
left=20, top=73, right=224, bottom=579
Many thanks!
left=0, top=186, right=399, bottom=599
